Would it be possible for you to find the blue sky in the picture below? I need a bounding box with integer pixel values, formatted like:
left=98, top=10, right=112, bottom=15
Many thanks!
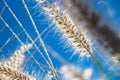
left=84, top=0, right=120, bottom=34
left=0, top=0, right=120, bottom=80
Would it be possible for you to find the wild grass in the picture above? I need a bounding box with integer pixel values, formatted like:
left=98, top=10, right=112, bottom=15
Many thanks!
left=63, top=0, right=120, bottom=63
left=0, top=0, right=120, bottom=80
left=36, top=0, right=113, bottom=79
left=0, top=44, right=35, bottom=80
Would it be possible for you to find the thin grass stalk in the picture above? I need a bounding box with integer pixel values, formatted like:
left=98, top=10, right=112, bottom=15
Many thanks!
left=3, top=0, right=51, bottom=69
left=84, top=43, right=112, bottom=80
left=0, top=30, right=24, bottom=52
left=22, top=0, right=54, bottom=68
left=22, top=0, right=59, bottom=79
left=39, top=0, right=112, bottom=79
left=0, top=16, right=44, bottom=72
left=0, top=66, right=35, bottom=80
left=64, top=0, right=120, bottom=55
left=0, top=6, right=6, bottom=16
left=0, top=35, right=13, bottom=51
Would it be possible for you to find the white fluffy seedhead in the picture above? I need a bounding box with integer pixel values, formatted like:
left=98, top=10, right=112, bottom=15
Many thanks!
left=0, top=66, right=36, bottom=80
left=3, top=43, right=32, bottom=70
left=41, top=2, right=92, bottom=57
left=0, top=43, right=36, bottom=80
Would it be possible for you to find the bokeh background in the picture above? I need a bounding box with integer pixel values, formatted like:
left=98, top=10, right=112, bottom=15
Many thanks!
left=0, top=0, right=120, bottom=80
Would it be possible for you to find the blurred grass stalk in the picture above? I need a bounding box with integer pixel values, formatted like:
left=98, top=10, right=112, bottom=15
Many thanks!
left=40, top=0, right=113, bottom=79
left=63, top=0, right=120, bottom=63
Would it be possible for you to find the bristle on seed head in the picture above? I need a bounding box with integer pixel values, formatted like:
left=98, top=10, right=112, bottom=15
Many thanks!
left=36, top=0, right=46, bottom=3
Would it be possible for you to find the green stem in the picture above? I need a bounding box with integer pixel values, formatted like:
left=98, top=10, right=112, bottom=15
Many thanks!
left=51, top=67, right=60, bottom=80
left=86, top=48, right=112, bottom=80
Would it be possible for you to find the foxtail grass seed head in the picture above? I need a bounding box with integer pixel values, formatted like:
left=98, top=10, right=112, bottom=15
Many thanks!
left=41, top=2, right=92, bottom=56
left=0, top=44, right=35, bottom=80
left=0, top=65, right=36, bottom=80
left=3, top=44, right=32, bottom=70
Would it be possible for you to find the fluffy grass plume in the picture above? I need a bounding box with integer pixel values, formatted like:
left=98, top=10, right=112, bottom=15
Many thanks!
left=0, top=44, right=36, bottom=80
left=35, top=0, right=112, bottom=79
left=37, top=0, right=92, bottom=57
